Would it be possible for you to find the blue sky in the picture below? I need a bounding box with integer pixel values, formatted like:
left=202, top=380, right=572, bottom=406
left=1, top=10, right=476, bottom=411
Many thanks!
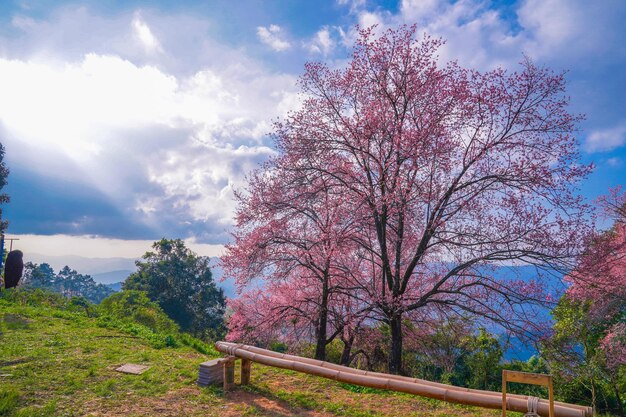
left=0, top=0, right=625, bottom=259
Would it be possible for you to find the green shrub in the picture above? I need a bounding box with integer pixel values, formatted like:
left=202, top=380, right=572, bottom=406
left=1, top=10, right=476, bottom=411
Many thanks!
left=296, top=340, right=343, bottom=364
left=269, top=341, right=288, bottom=353
left=0, top=287, right=69, bottom=309
left=179, top=333, right=219, bottom=356
left=98, top=290, right=179, bottom=334
left=95, top=314, right=178, bottom=349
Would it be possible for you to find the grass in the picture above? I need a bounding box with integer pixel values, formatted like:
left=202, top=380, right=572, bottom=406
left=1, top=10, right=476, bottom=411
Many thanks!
left=0, top=290, right=508, bottom=416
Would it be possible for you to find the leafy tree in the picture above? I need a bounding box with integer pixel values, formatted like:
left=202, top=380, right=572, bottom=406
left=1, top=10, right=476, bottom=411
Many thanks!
left=56, top=266, right=114, bottom=304
left=408, top=321, right=503, bottom=389
left=409, top=317, right=473, bottom=383
left=22, top=262, right=113, bottom=304
left=69, top=296, right=93, bottom=317
left=226, top=25, right=591, bottom=373
left=542, top=296, right=617, bottom=414
left=462, top=328, right=503, bottom=391
left=124, top=238, right=226, bottom=340
left=554, top=187, right=626, bottom=416
left=22, top=262, right=55, bottom=288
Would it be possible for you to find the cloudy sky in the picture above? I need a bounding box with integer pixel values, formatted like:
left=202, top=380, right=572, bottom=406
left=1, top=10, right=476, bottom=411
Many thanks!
left=0, top=0, right=625, bottom=259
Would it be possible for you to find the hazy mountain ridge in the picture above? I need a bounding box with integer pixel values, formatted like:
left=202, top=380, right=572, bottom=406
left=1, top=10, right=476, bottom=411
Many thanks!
left=92, top=270, right=133, bottom=284
left=105, top=282, right=123, bottom=292
left=25, top=253, right=138, bottom=275
left=25, top=253, right=236, bottom=298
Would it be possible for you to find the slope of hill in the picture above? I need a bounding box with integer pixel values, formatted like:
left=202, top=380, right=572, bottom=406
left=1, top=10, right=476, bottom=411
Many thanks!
left=0, top=291, right=503, bottom=417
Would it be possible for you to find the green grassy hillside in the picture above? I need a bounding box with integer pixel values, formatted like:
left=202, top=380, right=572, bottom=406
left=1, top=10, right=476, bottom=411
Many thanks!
left=0, top=290, right=504, bottom=417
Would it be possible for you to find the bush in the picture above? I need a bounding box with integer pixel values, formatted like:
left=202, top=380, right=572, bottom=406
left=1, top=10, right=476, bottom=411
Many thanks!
left=95, top=315, right=177, bottom=349
left=178, top=333, right=219, bottom=356
left=0, top=287, right=69, bottom=309
left=269, top=341, right=288, bottom=354
left=98, top=290, right=179, bottom=334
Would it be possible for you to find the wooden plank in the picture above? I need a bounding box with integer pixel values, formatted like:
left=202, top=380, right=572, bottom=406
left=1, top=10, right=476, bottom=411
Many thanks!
left=503, top=370, right=551, bottom=386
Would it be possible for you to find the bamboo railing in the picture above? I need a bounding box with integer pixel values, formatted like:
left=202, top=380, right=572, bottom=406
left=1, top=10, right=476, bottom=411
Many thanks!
left=215, top=341, right=592, bottom=417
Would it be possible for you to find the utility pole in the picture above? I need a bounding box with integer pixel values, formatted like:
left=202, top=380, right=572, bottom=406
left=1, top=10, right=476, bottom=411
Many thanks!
left=0, top=236, right=19, bottom=271
left=6, top=237, right=18, bottom=251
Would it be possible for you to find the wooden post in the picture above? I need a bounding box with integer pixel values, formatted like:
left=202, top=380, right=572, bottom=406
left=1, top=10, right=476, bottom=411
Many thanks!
left=502, top=371, right=507, bottom=417
left=549, top=376, right=555, bottom=417
left=223, top=357, right=235, bottom=391
left=241, top=358, right=251, bottom=385
left=502, top=370, right=555, bottom=417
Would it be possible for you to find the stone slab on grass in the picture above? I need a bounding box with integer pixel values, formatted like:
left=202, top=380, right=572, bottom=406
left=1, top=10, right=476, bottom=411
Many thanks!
left=116, top=364, right=150, bottom=375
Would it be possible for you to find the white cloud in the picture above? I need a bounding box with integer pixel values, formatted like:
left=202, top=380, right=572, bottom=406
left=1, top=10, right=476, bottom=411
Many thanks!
left=607, top=157, right=622, bottom=167
left=0, top=12, right=299, bottom=240
left=306, top=27, right=335, bottom=56
left=337, top=0, right=366, bottom=13
left=145, top=140, right=275, bottom=226
left=257, top=24, right=291, bottom=51
left=347, top=0, right=624, bottom=71
left=358, top=11, right=386, bottom=31
left=517, top=0, right=576, bottom=44
left=132, top=13, right=163, bottom=54
left=0, top=54, right=178, bottom=162
left=400, top=0, right=440, bottom=21
left=13, top=234, right=224, bottom=258
left=0, top=53, right=297, bottom=227
left=585, top=124, right=626, bottom=153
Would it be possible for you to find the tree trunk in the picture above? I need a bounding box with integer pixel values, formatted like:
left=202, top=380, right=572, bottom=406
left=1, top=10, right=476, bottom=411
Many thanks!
left=611, top=377, right=624, bottom=417
left=590, top=379, right=597, bottom=415
left=388, top=313, right=403, bottom=374
left=340, top=336, right=354, bottom=366
left=314, top=275, right=330, bottom=361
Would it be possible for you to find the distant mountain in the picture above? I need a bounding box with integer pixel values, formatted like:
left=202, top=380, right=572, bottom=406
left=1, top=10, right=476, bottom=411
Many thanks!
left=208, top=257, right=236, bottom=299
left=26, top=253, right=137, bottom=276
left=92, top=270, right=133, bottom=284
left=105, top=282, right=123, bottom=292
left=24, top=253, right=237, bottom=299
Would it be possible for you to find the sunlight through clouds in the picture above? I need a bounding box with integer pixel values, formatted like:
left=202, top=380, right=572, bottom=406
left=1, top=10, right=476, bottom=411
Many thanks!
left=0, top=51, right=294, bottom=230
left=0, top=9, right=299, bottom=245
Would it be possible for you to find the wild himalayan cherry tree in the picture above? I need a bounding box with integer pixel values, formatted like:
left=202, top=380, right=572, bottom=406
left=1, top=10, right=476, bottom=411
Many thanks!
left=222, top=167, right=370, bottom=360
left=567, top=187, right=626, bottom=373
left=225, top=25, right=592, bottom=373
